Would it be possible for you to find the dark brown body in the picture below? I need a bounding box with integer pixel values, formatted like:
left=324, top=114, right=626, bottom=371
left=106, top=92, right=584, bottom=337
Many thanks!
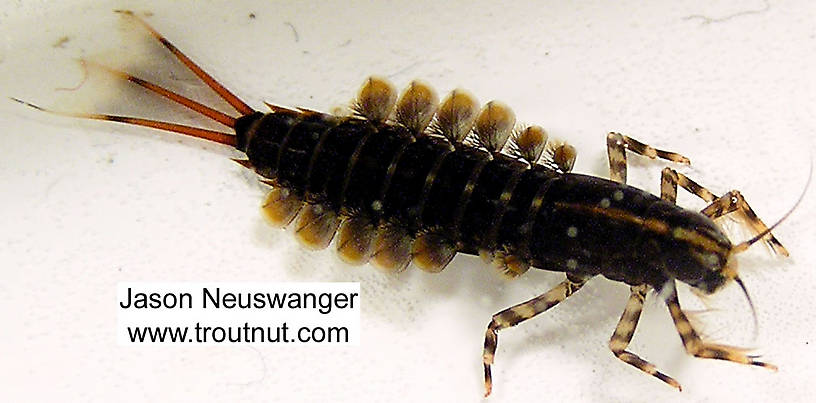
left=17, top=11, right=787, bottom=397
left=235, top=110, right=728, bottom=291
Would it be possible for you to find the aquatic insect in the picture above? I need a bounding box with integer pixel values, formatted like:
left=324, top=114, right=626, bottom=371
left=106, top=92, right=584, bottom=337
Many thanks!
left=14, top=10, right=793, bottom=397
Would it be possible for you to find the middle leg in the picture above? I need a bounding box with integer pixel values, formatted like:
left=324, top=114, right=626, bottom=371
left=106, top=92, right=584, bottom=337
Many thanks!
left=609, top=284, right=682, bottom=390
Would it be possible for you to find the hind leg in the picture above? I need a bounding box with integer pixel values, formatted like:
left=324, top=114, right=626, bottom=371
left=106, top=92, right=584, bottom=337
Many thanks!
left=482, top=274, right=589, bottom=397
left=606, top=132, right=690, bottom=184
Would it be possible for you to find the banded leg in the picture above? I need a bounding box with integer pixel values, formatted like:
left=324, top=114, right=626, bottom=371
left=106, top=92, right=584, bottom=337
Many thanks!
left=606, top=132, right=690, bottom=184
left=483, top=274, right=589, bottom=397
left=609, top=285, right=681, bottom=390
left=664, top=281, right=777, bottom=370
left=661, top=168, right=787, bottom=256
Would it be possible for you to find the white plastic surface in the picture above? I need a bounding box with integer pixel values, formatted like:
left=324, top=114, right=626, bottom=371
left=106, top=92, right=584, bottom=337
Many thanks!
left=0, top=1, right=814, bottom=402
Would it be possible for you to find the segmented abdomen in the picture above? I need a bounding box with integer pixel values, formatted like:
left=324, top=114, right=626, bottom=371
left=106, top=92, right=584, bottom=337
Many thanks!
left=235, top=106, right=563, bottom=275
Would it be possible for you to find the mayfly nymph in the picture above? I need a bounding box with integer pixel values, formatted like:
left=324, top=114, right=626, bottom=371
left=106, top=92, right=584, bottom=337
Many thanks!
left=13, top=10, right=794, bottom=397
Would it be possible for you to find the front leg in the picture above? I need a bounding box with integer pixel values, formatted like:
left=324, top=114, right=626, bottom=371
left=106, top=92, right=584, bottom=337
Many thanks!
left=663, top=281, right=777, bottom=370
left=661, top=168, right=787, bottom=256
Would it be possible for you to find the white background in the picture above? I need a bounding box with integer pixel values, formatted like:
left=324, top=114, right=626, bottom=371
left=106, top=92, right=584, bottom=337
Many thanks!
left=115, top=282, right=361, bottom=345
left=1, top=1, right=814, bottom=402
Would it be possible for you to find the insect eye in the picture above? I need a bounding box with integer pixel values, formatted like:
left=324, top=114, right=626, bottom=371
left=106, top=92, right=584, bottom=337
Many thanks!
left=699, top=270, right=727, bottom=294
